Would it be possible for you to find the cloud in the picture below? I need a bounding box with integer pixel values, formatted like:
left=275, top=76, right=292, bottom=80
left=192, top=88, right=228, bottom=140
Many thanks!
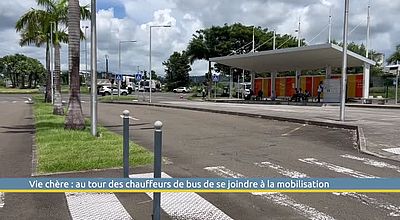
left=2, top=0, right=400, bottom=77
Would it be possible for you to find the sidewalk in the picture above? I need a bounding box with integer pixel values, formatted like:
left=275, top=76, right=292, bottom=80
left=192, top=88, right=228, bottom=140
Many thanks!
left=113, top=100, right=400, bottom=162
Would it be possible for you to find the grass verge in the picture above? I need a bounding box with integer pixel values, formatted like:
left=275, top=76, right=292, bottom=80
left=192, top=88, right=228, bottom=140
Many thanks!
left=32, top=96, right=152, bottom=174
left=0, top=87, right=39, bottom=94
left=98, top=95, right=137, bottom=102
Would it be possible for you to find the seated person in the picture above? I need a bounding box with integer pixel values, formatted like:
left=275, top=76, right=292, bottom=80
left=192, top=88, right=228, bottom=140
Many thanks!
left=303, top=90, right=311, bottom=102
left=290, top=88, right=299, bottom=101
left=297, top=88, right=304, bottom=102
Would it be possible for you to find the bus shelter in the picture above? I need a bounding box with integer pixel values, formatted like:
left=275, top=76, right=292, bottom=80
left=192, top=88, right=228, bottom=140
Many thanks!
left=209, top=43, right=376, bottom=100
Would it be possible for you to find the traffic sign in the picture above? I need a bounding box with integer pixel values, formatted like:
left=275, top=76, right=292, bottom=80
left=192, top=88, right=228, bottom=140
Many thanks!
left=135, top=72, right=142, bottom=81
left=116, top=74, right=123, bottom=81
left=212, top=74, right=219, bottom=82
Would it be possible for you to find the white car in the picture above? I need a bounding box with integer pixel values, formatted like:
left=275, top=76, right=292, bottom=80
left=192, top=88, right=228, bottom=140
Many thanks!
left=173, top=87, right=191, bottom=93
left=99, top=86, right=128, bottom=96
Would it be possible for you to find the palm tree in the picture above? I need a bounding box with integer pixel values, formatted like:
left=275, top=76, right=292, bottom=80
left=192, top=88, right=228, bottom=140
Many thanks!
left=16, top=9, right=53, bottom=102
left=387, top=44, right=400, bottom=64
left=65, top=0, right=85, bottom=129
left=16, top=0, right=89, bottom=115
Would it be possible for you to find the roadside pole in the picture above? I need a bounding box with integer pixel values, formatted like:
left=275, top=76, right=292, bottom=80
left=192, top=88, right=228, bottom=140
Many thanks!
left=396, top=68, right=399, bottom=104
left=153, top=121, right=163, bottom=220
left=214, top=81, right=217, bottom=100
left=122, top=110, right=130, bottom=178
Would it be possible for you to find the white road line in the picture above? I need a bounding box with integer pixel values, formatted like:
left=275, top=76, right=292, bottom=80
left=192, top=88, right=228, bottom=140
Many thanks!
left=282, top=124, right=307, bottom=136
left=65, top=193, right=132, bottom=220
left=341, top=154, right=400, bottom=173
left=333, top=192, right=400, bottom=217
left=382, top=147, right=400, bottom=155
left=0, top=192, right=4, bottom=208
left=205, top=166, right=335, bottom=220
left=256, top=161, right=400, bottom=217
left=299, top=158, right=378, bottom=178
left=255, top=162, right=308, bottom=178
left=130, top=172, right=233, bottom=220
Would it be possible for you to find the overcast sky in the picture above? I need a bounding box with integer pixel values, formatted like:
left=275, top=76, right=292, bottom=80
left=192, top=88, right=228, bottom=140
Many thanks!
left=0, top=0, right=399, bottom=76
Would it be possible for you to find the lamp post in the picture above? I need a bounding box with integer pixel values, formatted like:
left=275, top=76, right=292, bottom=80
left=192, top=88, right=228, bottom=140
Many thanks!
left=118, top=40, right=136, bottom=98
left=82, top=26, right=89, bottom=83
left=90, top=0, right=97, bottom=136
left=149, top=25, right=171, bottom=103
left=340, top=0, right=350, bottom=121
left=50, top=21, right=55, bottom=104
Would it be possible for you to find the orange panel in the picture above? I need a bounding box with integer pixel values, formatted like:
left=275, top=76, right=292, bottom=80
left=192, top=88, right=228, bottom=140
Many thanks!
left=280, top=78, right=286, bottom=97
left=306, top=77, right=313, bottom=95
left=262, top=79, right=269, bottom=97
left=264, top=79, right=271, bottom=97
left=355, top=74, right=363, bottom=97
left=347, top=75, right=356, bottom=97
left=275, top=78, right=280, bottom=96
left=300, top=77, right=307, bottom=92
left=255, top=79, right=262, bottom=95
left=286, top=78, right=295, bottom=97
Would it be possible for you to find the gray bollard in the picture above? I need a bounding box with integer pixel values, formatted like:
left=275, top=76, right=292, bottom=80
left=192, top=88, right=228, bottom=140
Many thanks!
left=123, top=110, right=130, bottom=178
left=153, top=121, right=163, bottom=220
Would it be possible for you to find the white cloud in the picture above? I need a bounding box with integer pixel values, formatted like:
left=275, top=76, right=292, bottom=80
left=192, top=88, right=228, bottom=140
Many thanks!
left=2, top=0, right=400, bottom=77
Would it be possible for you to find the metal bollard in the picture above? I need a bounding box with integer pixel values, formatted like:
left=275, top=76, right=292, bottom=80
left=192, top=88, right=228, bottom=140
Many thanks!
left=123, top=110, right=130, bottom=178
left=153, top=121, right=163, bottom=220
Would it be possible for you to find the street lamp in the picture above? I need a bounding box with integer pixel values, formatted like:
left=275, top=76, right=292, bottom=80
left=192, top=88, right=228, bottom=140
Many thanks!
left=82, top=26, right=89, bottom=83
left=149, top=25, right=171, bottom=103
left=118, top=40, right=137, bottom=98
left=50, top=21, right=55, bottom=104
left=340, top=0, right=350, bottom=121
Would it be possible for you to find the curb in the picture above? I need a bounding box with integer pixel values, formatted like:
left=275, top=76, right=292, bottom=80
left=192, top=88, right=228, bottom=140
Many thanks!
left=346, top=104, right=400, bottom=110
left=106, top=101, right=358, bottom=130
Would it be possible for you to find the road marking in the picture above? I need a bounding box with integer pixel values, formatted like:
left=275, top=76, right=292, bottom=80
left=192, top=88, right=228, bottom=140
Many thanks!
left=205, top=166, right=335, bottom=220
left=299, top=158, right=378, bottom=178
left=341, top=154, right=400, bottom=172
left=256, top=161, right=400, bottom=216
left=382, top=147, right=400, bottom=155
left=255, top=161, right=308, bottom=178
left=130, top=172, right=233, bottom=220
left=0, top=192, right=4, bottom=208
left=282, top=124, right=307, bottom=136
left=333, top=192, right=400, bottom=217
left=65, top=193, right=132, bottom=220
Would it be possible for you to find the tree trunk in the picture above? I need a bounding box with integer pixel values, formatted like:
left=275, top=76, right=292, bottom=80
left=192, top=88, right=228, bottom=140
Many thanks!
left=53, top=43, right=64, bottom=115
left=28, top=73, right=32, bottom=88
left=65, top=0, right=85, bottom=130
left=45, top=45, right=52, bottom=102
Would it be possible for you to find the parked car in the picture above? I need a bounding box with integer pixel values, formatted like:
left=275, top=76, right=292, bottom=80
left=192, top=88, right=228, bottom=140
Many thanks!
left=99, top=86, right=128, bottom=96
left=173, top=87, right=191, bottom=93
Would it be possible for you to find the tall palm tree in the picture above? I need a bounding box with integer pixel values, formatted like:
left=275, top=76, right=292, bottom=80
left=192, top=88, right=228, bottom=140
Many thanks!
left=387, top=44, right=400, bottom=64
left=65, top=0, right=85, bottom=129
left=16, top=0, right=89, bottom=115
left=16, top=9, right=53, bottom=102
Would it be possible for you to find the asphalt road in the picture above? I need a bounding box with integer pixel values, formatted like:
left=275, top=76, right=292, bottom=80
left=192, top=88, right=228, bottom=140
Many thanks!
left=85, top=102, right=400, bottom=220
left=0, top=94, right=69, bottom=220
left=2, top=93, right=400, bottom=219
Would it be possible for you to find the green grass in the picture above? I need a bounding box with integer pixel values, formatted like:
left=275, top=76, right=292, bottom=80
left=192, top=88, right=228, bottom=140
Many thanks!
left=32, top=96, right=153, bottom=174
left=98, top=95, right=137, bottom=102
left=370, top=87, right=400, bottom=99
left=61, top=85, right=90, bottom=94
left=0, top=87, right=40, bottom=94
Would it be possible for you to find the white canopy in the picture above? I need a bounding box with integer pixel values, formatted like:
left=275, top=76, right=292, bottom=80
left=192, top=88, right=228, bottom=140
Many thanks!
left=209, top=43, right=376, bottom=72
